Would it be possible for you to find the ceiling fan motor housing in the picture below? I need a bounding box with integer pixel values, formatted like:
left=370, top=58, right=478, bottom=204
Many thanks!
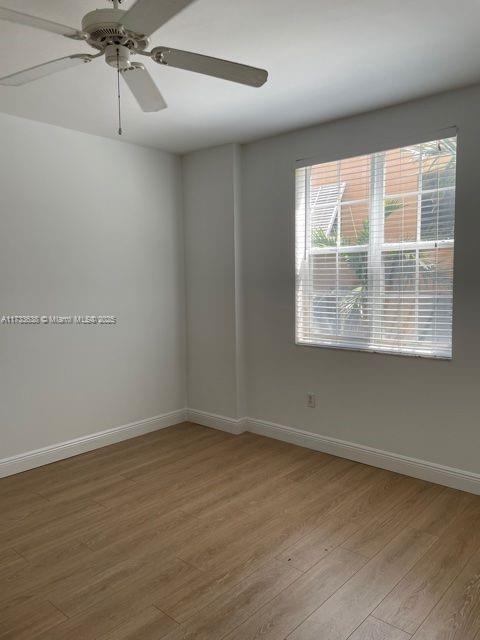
left=81, top=9, right=148, bottom=52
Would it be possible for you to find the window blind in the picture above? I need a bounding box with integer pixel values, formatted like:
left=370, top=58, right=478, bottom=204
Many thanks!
left=295, top=136, right=456, bottom=358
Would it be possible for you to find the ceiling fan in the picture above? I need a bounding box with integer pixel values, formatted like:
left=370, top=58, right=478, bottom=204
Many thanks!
left=0, top=0, right=268, bottom=124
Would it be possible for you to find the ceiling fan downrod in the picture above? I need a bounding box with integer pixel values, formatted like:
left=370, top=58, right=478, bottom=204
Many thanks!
left=116, top=47, right=123, bottom=135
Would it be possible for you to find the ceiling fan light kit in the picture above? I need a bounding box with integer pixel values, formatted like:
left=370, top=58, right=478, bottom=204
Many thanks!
left=0, top=0, right=269, bottom=134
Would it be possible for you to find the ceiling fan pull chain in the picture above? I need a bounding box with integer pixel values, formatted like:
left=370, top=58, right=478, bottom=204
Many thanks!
left=116, top=47, right=123, bottom=135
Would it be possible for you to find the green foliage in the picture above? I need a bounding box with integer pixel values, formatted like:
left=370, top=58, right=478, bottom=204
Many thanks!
left=311, top=228, right=336, bottom=247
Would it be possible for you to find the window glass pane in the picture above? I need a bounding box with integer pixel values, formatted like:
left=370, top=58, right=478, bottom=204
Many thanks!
left=340, top=202, right=369, bottom=246
left=340, top=155, right=370, bottom=201
left=420, top=189, right=455, bottom=241
left=382, top=250, right=417, bottom=346
left=311, top=254, right=337, bottom=337
left=385, top=147, right=420, bottom=196
left=418, top=248, right=454, bottom=350
left=311, top=160, right=339, bottom=187
left=384, top=195, right=418, bottom=243
left=420, top=140, right=456, bottom=241
left=337, top=251, right=370, bottom=339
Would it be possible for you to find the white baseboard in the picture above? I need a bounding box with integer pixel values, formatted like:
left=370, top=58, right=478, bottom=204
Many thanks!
left=246, top=417, right=480, bottom=495
left=2, top=408, right=479, bottom=495
left=0, top=409, right=188, bottom=478
left=186, top=409, right=246, bottom=435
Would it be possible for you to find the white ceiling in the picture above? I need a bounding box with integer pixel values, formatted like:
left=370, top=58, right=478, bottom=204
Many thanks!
left=0, top=0, right=479, bottom=154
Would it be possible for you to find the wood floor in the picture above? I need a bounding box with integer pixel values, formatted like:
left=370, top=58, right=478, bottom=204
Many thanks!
left=1, top=422, right=480, bottom=640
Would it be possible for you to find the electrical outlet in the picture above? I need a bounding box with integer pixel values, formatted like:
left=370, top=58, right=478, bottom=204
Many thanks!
left=307, top=392, right=316, bottom=408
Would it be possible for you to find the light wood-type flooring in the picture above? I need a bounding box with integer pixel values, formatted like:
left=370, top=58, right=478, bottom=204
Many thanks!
left=1, top=422, right=480, bottom=640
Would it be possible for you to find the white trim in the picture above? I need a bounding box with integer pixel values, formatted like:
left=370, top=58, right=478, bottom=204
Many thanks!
left=246, top=417, right=480, bottom=495
left=186, top=409, right=247, bottom=435
left=0, top=409, right=188, bottom=478
left=2, top=409, right=478, bottom=495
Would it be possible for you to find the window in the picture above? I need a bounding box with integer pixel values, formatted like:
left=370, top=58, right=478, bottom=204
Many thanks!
left=295, top=136, right=457, bottom=358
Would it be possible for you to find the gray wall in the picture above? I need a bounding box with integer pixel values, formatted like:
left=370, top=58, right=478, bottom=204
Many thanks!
left=242, top=85, right=480, bottom=473
left=183, top=144, right=244, bottom=418
left=0, top=113, right=185, bottom=458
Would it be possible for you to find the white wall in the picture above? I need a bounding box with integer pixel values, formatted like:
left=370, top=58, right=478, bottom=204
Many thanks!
left=0, top=113, right=185, bottom=459
left=182, top=144, right=244, bottom=418
left=242, top=85, right=480, bottom=474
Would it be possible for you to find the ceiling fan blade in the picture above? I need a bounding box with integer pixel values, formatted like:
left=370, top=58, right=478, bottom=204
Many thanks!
left=0, top=6, right=84, bottom=39
left=120, top=0, right=197, bottom=37
left=0, top=55, right=95, bottom=86
left=151, top=47, right=268, bottom=87
left=121, top=63, right=167, bottom=112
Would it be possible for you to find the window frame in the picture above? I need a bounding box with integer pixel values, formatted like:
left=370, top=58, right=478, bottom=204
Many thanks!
left=294, top=135, right=457, bottom=359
